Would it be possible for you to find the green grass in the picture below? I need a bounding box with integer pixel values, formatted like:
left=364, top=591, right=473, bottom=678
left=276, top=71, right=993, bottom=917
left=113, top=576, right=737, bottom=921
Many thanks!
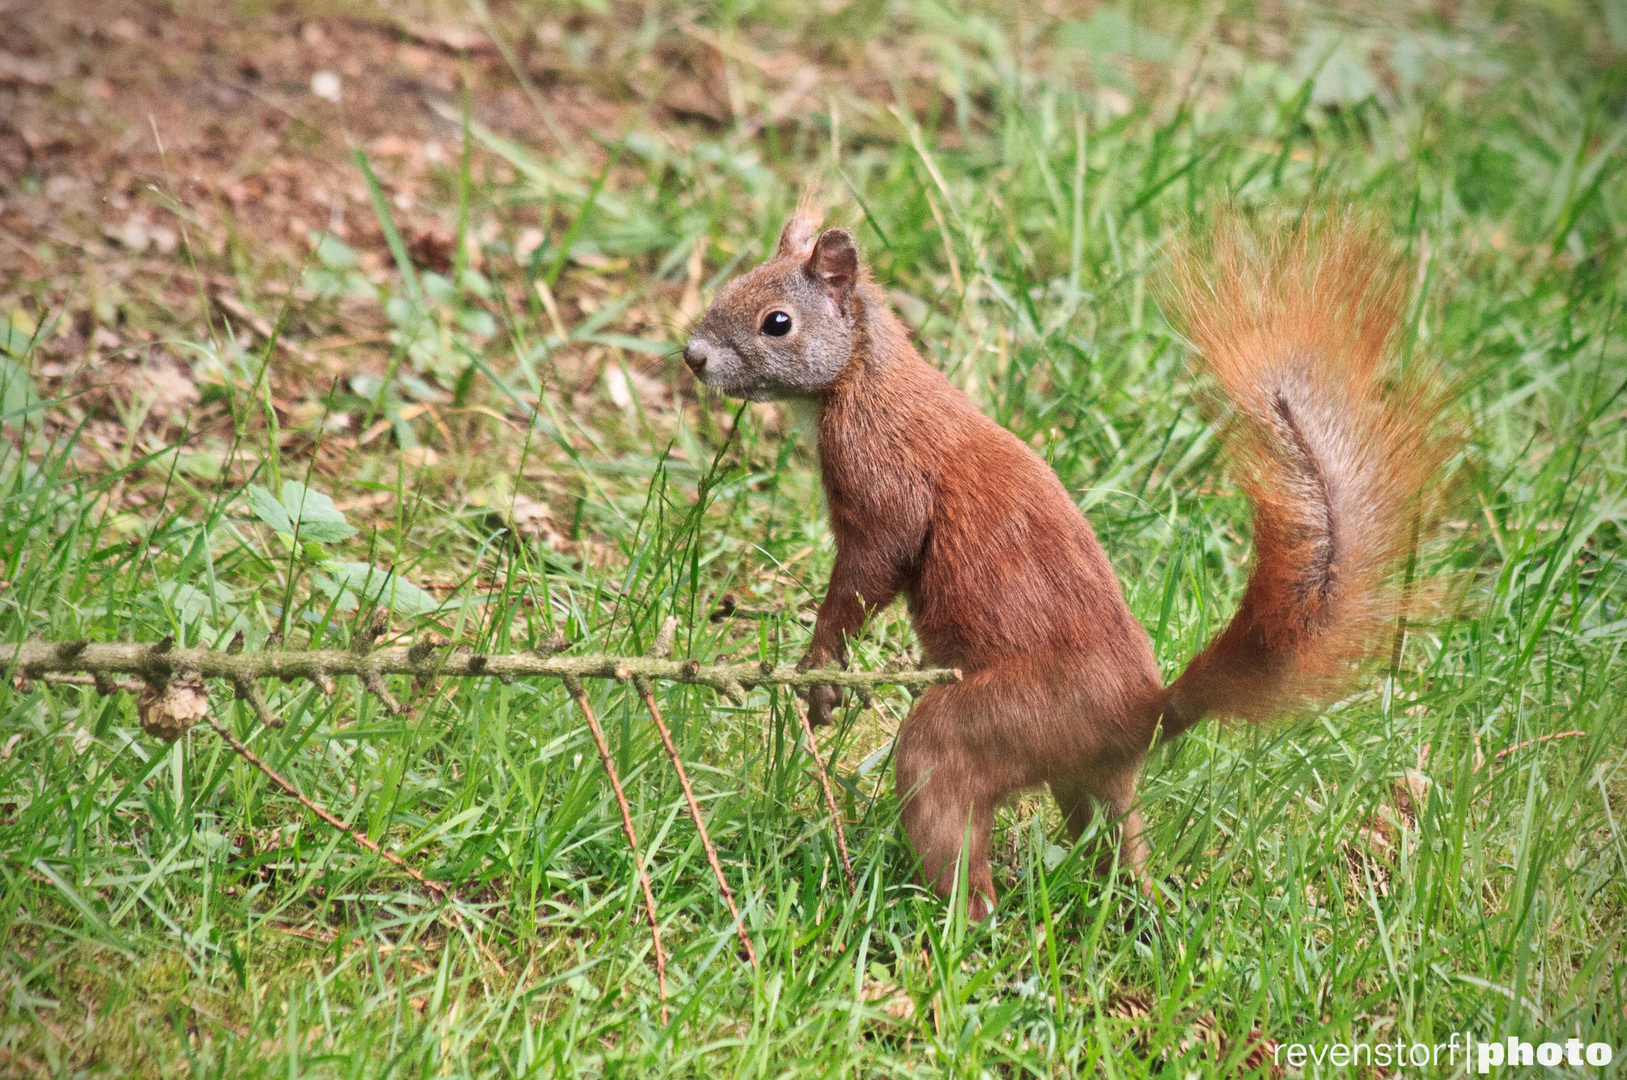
left=3, top=0, right=1626, bottom=1074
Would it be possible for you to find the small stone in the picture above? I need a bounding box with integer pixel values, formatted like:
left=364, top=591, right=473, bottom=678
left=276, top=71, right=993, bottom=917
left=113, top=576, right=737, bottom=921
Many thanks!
left=310, top=70, right=342, bottom=103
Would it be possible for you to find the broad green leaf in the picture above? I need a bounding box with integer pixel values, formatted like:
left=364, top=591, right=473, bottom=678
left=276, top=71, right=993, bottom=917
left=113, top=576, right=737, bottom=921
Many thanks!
left=245, top=484, right=293, bottom=535
left=279, top=482, right=357, bottom=544
left=245, top=481, right=357, bottom=543
left=312, top=233, right=358, bottom=269
left=1056, top=9, right=1173, bottom=62
left=154, top=580, right=236, bottom=623
left=1, top=360, right=40, bottom=427
left=318, top=561, right=438, bottom=616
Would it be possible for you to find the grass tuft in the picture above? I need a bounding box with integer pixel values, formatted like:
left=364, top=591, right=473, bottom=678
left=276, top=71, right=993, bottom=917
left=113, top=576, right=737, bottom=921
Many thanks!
left=1, top=0, right=1624, bottom=1073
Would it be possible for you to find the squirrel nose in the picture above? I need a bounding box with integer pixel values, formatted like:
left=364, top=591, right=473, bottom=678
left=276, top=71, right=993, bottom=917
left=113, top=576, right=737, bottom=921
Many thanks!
left=683, top=341, right=708, bottom=374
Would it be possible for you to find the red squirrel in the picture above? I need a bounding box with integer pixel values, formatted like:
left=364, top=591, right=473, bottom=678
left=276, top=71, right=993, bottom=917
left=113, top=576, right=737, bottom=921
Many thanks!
left=682, top=203, right=1446, bottom=918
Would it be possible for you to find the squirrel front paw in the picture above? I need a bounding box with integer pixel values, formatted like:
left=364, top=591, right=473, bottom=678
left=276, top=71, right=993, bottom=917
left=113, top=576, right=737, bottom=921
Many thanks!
left=802, top=682, right=842, bottom=726
left=796, top=648, right=844, bottom=726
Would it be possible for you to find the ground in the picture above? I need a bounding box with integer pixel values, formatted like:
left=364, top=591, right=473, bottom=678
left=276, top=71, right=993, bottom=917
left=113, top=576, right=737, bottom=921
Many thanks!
left=1, top=0, right=1625, bottom=1075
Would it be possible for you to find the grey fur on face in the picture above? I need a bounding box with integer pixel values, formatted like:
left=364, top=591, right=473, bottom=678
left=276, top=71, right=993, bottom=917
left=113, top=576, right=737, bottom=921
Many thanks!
left=683, top=228, right=860, bottom=402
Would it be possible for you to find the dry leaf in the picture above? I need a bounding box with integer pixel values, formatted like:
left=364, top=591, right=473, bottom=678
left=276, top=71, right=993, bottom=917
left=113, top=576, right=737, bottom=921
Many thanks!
left=514, top=227, right=545, bottom=264
left=103, top=217, right=152, bottom=252
left=0, top=52, right=53, bottom=88
left=135, top=358, right=200, bottom=422
left=1098, top=88, right=1132, bottom=116
left=1238, top=1028, right=1283, bottom=1077
left=408, top=226, right=455, bottom=272
left=859, top=980, right=914, bottom=1020
left=653, top=41, right=732, bottom=124
left=603, top=360, right=668, bottom=412
left=605, top=363, right=634, bottom=410
left=507, top=493, right=566, bottom=547
left=139, top=675, right=210, bottom=742
left=63, top=723, right=93, bottom=755
left=1393, top=768, right=1431, bottom=825
left=381, top=134, right=415, bottom=160
left=400, top=23, right=496, bottom=55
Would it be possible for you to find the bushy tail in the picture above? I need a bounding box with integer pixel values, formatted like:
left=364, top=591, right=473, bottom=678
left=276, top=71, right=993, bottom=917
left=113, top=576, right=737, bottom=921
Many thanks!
left=1159, top=216, right=1451, bottom=738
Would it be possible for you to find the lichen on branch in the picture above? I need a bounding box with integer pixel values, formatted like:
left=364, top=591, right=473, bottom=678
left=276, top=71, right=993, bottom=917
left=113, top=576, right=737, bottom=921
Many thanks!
left=8, top=638, right=961, bottom=705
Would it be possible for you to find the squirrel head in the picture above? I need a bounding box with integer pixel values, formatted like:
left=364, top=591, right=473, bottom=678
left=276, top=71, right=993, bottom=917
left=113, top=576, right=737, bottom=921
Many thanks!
left=683, top=213, right=861, bottom=402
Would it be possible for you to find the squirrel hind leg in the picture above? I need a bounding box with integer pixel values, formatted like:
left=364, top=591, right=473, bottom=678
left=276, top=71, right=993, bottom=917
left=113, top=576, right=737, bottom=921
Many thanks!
left=896, top=721, right=998, bottom=920
left=1050, top=770, right=1149, bottom=884
left=1050, top=776, right=1097, bottom=841
left=899, top=773, right=997, bottom=920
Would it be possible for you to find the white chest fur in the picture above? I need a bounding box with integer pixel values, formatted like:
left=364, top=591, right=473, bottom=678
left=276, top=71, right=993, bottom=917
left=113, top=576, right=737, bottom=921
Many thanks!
left=784, top=398, right=822, bottom=463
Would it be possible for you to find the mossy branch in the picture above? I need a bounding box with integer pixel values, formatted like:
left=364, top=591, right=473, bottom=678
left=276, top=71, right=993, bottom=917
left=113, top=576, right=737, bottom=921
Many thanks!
left=8, top=639, right=960, bottom=702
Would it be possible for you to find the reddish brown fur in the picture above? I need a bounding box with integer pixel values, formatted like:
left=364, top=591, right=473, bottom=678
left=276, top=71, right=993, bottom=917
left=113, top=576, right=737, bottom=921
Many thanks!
left=687, top=209, right=1448, bottom=919
left=1161, top=220, right=1450, bottom=733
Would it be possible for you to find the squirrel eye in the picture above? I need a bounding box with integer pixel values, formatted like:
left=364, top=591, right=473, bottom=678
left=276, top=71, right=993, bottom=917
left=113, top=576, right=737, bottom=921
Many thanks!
left=760, top=310, right=792, bottom=337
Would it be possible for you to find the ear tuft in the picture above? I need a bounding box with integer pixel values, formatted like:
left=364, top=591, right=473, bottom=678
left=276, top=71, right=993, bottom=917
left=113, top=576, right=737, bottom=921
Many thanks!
left=806, top=228, right=858, bottom=301
left=777, top=188, right=825, bottom=256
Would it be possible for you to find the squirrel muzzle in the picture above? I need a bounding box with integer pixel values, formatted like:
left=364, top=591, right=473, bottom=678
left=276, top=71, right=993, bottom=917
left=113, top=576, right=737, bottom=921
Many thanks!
left=682, top=340, right=709, bottom=375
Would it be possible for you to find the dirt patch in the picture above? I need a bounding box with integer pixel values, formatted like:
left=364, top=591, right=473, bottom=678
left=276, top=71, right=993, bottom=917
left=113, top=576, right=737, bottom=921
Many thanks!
left=0, top=0, right=976, bottom=529
left=0, top=2, right=628, bottom=470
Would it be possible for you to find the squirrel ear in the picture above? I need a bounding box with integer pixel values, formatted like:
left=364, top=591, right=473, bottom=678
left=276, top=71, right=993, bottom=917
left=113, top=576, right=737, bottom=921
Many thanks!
left=778, top=212, right=819, bottom=257
left=777, top=187, right=825, bottom=256
left=806, top=228, right=858, bottom=304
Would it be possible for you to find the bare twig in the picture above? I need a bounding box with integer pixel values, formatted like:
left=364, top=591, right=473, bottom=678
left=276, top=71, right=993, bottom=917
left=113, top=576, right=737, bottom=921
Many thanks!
left=641, top=621, right=754, bottom=962
left=1491, top=730, right=1587, bottom=765
left=709, top=592, right=814, bottom=623
left=634, top=618, right=756, bottom=967
left=793, top=696, right=855, bottom=891
left=203, top=715, right=450, bottom=904
left=213, top=687, right=507, bottom=973
left=639, top=678, right=755, bottom=963
left=232, top=676, right=283, bottom=728
left=562, top=675, right=669, bottom=1024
